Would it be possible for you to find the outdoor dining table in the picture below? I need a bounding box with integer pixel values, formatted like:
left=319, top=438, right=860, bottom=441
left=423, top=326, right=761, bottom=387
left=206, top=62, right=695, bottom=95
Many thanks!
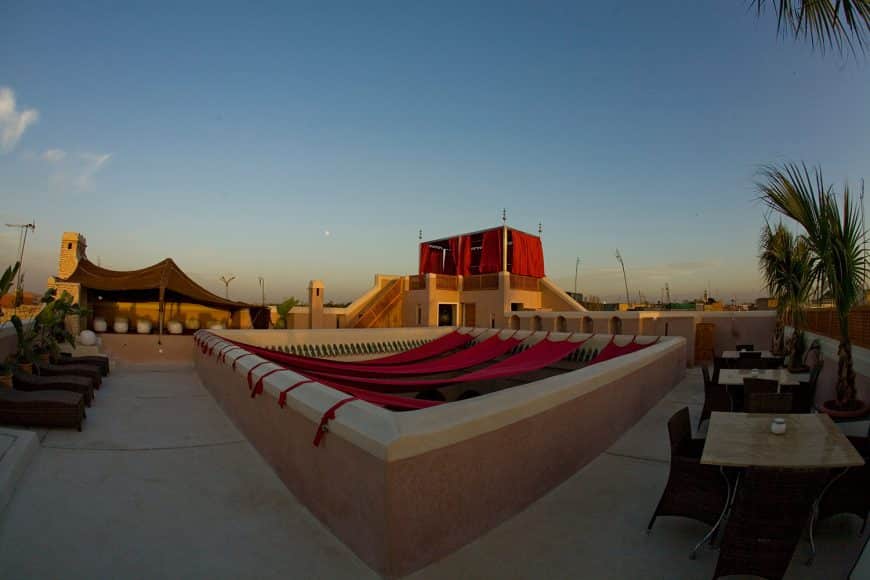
left=721, top=349, right=773, bottom=359
left=717, top=367, right=809, bottom=388
left=700, top=412, right=866, bottom=561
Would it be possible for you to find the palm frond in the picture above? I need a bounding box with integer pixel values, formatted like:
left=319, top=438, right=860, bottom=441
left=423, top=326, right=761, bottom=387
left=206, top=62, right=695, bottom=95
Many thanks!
left=753, top=0, right=870, bottom=55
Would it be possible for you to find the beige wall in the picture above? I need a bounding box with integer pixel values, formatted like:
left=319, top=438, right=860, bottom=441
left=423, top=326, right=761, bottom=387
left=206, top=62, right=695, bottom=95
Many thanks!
left=195, top=330, right=685, bottom=576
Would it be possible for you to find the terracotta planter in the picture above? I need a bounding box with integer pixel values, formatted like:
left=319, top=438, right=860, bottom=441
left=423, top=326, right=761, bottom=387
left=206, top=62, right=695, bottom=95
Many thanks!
left=820, top=399, right=869, bottom=419
left=37, top=353, right=50, bottom=365
left=0, top=374, right=11, bottom=389
left=17, top=362, right=33, bottom=374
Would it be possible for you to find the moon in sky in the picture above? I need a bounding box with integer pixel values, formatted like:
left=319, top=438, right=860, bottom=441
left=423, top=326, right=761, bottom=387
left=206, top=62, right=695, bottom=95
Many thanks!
left=324, top=230, right=331, bottom=237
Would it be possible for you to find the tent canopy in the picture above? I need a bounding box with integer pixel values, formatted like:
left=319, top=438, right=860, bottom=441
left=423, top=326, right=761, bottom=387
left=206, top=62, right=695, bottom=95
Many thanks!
left=61, top=257, right=256, bottom=311
left=418, top=226, right=545, bottom=278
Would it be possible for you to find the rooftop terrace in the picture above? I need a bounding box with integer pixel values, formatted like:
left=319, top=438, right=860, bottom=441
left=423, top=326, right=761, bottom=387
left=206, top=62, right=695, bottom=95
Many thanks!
left=0, top=364, right=866, bottom=578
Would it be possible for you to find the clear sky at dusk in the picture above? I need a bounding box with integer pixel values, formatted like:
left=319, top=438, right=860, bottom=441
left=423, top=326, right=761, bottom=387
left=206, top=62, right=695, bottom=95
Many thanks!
left=1, top=1, right=868, bottom=304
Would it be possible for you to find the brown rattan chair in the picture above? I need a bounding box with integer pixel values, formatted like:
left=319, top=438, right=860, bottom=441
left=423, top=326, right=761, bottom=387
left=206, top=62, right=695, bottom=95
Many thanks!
left=55, top=353, right=109, bottom=376
left=746, top=392, right=793, bottom=414
left=698, top=366, right=732, bottom=429
left=758, top=356, right=785, bottom=369
left=35, top=362, right=101, bottom=389
left=781, top=363, right=822, bottom=413
left=647, top=407, right=729, bottom=544
left=714, top=356, right=735, bottom=372
left=13, top=370, right=94, bottom=406
left=742, top=377, right=778, bottom=409
left=713, top=467, right=828, bottom=580
left=733, top=357, right=765, bottom=370
left=0, top=389, right=85, bottom=431
left=738, top=350, right=762, bottom=359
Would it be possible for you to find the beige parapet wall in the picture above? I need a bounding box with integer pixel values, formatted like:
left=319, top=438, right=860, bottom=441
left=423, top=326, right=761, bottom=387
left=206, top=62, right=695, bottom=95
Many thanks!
left=195, top=327, right=686, bottom=576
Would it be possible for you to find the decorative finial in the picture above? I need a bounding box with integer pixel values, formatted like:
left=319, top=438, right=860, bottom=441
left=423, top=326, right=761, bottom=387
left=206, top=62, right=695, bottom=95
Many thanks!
left=538, top=222, right=542, bottom=236
left=502, top=208, right=507, bottom=225
left=418, top=229, right=422, bottom=240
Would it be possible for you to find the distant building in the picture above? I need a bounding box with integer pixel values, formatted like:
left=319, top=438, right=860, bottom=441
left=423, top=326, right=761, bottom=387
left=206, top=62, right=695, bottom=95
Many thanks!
left=755, top=297, right=778, bottom=310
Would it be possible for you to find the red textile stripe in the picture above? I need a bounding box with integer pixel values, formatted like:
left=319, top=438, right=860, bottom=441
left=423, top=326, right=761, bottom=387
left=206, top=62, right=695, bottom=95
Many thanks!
left=232, top=352, right=257, bottom=371
left=218, top=344, right=238, bottom=363
left=246, top=361, right=273, bottom=390
left=278, top=379, right=315, bottom=408
left=304, top=334, right=590, bottom=393
left=252, top=368, right=298, bottom=398
left=313, top=397, right=357, bottom=447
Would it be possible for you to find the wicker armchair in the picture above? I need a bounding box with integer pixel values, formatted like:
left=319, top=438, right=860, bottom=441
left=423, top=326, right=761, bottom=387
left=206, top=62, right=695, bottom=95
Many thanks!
left=746, top=392, right=793, bottom=414
left=699, top=366, right=732, bottom=429
left=13, top=370, right=94, bottom=406
left=35, top=362, right=101, bottom=389
left=738, top=350, right=762, bottom=359
left=713, top=467, right=828, bottom=580
left=742, top=378, right=778, bottom=410
left=647, top=408, right=729, bottom=536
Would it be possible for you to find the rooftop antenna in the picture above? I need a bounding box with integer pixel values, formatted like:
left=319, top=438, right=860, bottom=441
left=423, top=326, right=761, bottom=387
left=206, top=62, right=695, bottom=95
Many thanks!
left=574, top=257, right=581, bottom=295
left=219, top=275, right=236, bottom=299
left=538, top=222, right=543, bottom=236
left=615, top=249, right=631, bottom=306
left=665, top=283, right=671, bottom=305
left=258, top=276, right=265, bottom=306
left=501, top=208, right=507, bottom=225
left=418, top=229, right=422, bottom=241
left=5, top=222, right=35, bottom=298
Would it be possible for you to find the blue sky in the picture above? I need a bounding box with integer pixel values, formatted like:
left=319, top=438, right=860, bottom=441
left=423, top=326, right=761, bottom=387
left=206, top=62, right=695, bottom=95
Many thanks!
left=1, top=1, right=868, bottom=303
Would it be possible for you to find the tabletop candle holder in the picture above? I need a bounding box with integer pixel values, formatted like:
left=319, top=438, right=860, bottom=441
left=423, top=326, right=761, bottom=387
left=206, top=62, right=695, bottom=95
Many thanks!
left=770, top=417, right=787, bottom=435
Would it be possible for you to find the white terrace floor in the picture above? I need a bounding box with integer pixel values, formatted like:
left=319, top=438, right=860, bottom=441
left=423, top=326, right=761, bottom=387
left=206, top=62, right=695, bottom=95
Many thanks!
left=0, top=365, right=867, bottom=579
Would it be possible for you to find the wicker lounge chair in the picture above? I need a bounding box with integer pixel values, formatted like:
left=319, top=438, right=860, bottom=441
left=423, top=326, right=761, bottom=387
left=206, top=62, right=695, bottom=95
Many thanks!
left=35, top=362, right=101, bottom=389
left=713, top=467, right=828, bottom=580
left=647, top=407, right=730, bottom=543
left=738, top=350, right=762, bottom=359
left=0, top=389, right=85, bottom=431
left=13, top=370, right=95, bottom=406
left=56, top=353, right=110, bottom=376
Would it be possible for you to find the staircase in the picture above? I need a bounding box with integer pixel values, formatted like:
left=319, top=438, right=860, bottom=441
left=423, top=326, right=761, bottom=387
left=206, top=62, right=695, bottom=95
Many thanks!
left=353, top=278, right=404, bottom=328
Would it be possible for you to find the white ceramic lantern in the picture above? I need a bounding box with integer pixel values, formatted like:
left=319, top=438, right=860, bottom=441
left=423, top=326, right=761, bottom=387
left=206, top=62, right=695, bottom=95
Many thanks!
left=113, top=318, right=129, bottom=334
left=208, top=322, right=225, bottom=330
left=93, top=317, right=108, bottom=332
left=136, top=319, right=152, bottom=334
left=167, top=320, right=183, bottom=335
left=79, top=330, right=97, bottom=346
left=185, top=318, right=201, bottom=330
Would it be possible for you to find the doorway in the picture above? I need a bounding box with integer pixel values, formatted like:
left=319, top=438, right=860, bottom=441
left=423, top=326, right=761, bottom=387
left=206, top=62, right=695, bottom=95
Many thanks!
left=462, top=303, right=476, bottom=327
left=438, top=303, right=457, bottom=327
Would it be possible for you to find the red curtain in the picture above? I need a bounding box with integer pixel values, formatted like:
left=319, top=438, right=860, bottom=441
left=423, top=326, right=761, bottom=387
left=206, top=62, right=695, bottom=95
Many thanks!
left=418, top=244, right=431, bottom=275
left=511, top=230, right=545, bottom=277
left=458, top=235, right=472, bottom=276
left=479, top=229, right=503, bottom=274
left=445, top=237, right=459, bottom=275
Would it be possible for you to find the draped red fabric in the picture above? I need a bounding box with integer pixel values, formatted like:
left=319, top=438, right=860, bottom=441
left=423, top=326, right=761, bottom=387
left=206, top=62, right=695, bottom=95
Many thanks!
left=223, top=330, right=473, bottom=373
left=511, top=230, right=545, bottom=277
left=307, top=335, right=590, bottom=393
left=587, top=336, right=660, bottom=364
left=458, top=235, right=472, bottom=276
left=418, top=244, right=431, bottom=275
left=444, top=237, right=459, bottom=275
left=479, top=228, right=503, bottom=273
left=301, top=333, right=519, bottom=377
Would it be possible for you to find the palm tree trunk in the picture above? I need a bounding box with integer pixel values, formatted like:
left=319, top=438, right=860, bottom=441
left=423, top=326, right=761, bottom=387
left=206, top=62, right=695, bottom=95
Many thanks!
left=836, top=315, right=857, bottom=407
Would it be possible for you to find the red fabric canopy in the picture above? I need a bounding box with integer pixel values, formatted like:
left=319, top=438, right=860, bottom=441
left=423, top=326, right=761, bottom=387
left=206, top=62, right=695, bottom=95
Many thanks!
left=479, top=228, right=503, bottom=274
left=222, top=330, right=474, bottom=374
left=305, top=335, right=591, bottom=393
left=511, top=230, right=545, bottom=277
left=587, top=336, right=660, bottom=364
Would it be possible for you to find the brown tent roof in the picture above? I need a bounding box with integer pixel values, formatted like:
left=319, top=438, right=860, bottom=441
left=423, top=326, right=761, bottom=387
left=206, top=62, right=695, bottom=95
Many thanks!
left=60, top=258, right=253, bottom=309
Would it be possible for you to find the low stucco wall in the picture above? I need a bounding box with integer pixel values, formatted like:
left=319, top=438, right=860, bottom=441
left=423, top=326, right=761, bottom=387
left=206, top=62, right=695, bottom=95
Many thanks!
left=195, top=329, right=685, bottom=576
left=98, top=334, right=193, bottom=366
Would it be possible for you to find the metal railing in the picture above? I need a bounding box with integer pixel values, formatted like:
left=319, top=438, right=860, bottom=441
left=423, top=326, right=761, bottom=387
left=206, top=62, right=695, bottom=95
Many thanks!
left=409, top=275, right=426, bottom=291
left=435, top=275, right=459, bottom=291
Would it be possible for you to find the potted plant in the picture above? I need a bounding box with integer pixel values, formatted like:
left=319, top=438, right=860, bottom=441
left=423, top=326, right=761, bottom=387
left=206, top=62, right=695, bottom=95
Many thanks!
left=0, top=358, right=12, bottom=389
left=760, top=162, right=868, bottom=418
left=10, top=315, right=36, bottom=374
left=758, top=220, right=813, bottom=368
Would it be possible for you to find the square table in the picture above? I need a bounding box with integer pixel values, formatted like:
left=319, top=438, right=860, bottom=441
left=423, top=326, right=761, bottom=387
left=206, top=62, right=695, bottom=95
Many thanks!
left=721, top=350, right=773, bottom=359
left=717, top=367, right=809, bottom=387
left=701, top=412, right=866, bottom=469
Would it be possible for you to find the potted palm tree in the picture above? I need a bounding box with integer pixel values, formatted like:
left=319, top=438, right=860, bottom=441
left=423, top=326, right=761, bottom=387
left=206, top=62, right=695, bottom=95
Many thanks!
left=759, top=162, right=868, bottom=417
left=759, top=221, right=813, bottom=366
